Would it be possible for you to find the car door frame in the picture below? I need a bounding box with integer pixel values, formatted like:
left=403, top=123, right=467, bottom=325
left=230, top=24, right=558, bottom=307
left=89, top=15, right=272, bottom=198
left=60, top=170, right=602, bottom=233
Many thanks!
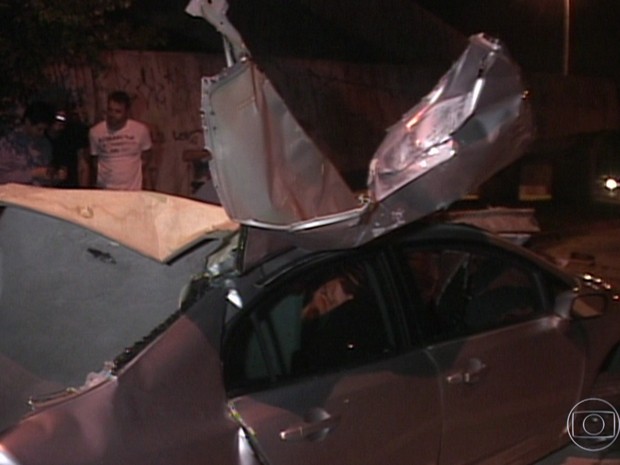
left=221, top=248, right=444, bottom=465
left=383, top=234, right=588, bottom=465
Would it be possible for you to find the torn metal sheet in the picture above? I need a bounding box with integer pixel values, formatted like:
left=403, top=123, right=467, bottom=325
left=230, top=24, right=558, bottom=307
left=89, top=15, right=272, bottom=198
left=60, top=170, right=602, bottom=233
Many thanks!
left=185, top=0, right=247, bottom=63
left=197, top=28, right=531, bottom=254
left=355, top=33, right=533, bottom=244
left=190, top=0, right=532, bottom=247
left=201, top=61, right=361, bottom=228
left=229, top=35, right=534, bottom=259
left=0, top=184, right=238, bottom=263
left=370, top=33, right=532, bottom=194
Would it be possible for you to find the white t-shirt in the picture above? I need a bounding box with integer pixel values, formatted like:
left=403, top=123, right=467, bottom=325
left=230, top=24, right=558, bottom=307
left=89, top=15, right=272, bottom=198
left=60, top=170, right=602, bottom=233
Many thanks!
left=89, top=119, right=152, bottom=190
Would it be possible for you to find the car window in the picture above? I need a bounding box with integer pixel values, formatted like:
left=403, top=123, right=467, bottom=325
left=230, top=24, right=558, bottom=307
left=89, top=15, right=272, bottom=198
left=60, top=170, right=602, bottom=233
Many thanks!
left=224, top=258, right=397, bottom=394
left=403, top=248, right=544, bottom=343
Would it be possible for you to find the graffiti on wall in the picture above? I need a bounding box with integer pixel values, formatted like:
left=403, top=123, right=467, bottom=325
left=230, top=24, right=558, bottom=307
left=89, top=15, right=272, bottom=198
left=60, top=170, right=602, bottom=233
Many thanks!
left=48, top=51, right=225, bottom=196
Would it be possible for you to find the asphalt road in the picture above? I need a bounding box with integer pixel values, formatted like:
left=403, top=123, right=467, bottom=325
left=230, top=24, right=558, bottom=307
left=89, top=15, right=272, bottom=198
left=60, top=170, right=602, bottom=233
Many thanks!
left=536, top=443, right=620, bottom=465
left=528, top=219, right=620, bottom=290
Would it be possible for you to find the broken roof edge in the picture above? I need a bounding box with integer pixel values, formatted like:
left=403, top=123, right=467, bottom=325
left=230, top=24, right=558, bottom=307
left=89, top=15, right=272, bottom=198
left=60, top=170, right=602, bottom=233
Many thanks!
left=185, top=0, right=248, bottom=63
left=0, top=184, right=239, bottom=263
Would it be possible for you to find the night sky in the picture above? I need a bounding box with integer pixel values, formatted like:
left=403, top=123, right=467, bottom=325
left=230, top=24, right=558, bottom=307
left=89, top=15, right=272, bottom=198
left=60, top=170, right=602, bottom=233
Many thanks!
left=414, top=0, right=620, bottom=78
left=137, top=0, right=620, bottom=79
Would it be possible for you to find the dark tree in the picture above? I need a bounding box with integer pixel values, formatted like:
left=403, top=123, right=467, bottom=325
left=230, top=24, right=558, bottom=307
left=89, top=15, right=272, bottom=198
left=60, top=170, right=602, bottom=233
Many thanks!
left=0, top=0, right=162, bottom=100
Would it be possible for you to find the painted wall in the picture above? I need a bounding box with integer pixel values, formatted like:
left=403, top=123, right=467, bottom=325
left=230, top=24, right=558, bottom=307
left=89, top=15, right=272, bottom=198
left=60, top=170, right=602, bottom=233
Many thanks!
left=47, top=51, right=445, bottom=194
left=46, top=51, right=620, bottom=197
left=48, top=51, right=226, bottom=196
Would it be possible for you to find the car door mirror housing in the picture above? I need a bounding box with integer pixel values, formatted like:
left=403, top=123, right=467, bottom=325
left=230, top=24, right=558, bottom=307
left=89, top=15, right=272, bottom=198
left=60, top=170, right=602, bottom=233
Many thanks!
left=570, top=294, right=607, bottom=319
left=554, top=291, right=607, bottom=319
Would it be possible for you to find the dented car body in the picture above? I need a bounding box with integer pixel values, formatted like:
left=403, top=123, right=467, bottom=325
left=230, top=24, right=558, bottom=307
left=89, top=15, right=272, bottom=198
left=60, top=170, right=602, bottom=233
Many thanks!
left=1, top=196, right=620, bottom=465
left=1, top=2, right=620, bottom=465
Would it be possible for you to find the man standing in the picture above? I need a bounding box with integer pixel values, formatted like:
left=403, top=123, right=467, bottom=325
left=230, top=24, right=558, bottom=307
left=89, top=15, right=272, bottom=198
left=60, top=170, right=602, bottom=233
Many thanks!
left=0, top=101, right=57, bottom=185
left=47, top=109, right=89, bottom=188
left=88, top=91, right=152, bottom=190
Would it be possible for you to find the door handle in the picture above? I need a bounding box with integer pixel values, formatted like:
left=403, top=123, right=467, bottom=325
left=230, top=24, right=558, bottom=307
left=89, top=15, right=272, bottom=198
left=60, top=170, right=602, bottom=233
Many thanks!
left=280, top=409, right=341, bottom=442
left=446, top=358, right=488, bottom=385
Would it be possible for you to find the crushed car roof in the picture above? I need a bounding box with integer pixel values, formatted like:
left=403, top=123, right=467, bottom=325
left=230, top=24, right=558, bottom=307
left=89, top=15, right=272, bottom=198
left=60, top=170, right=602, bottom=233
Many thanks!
left=188, top=0, right=534, bottom=252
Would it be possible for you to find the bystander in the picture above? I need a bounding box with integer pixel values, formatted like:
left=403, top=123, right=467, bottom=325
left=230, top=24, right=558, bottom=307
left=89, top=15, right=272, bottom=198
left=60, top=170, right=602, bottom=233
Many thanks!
left=47, top=109, right=89, bottom=188
left=0, top=101, right=58, bottom=186
left=88, top=91, right=152, bottom=190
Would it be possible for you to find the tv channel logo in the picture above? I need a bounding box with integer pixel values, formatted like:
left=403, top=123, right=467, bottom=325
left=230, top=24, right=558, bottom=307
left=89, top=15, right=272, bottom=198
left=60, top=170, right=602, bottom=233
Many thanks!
left=567, top=398, right=620, bottom=451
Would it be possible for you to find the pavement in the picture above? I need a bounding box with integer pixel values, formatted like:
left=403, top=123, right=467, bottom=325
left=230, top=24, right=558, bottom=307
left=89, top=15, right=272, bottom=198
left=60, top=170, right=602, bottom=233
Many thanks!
left=536, top=443, right=620, bottom=465
left=527, top=203, right=620, bottom=289
left=530, top=226, right=620, bottom=289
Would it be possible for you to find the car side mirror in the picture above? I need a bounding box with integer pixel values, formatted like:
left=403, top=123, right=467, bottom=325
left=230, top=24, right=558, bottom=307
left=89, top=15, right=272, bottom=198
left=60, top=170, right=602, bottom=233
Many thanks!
left=571, top=294, right=607, bottom=318
left=555, top=291, right=607, bottom=319
left=555, top=292, right=607, bottom=319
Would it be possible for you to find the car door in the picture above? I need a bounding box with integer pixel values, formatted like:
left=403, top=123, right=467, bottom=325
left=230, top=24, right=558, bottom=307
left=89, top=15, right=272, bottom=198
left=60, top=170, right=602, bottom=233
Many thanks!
left=222, top=254, right=442, bottom=465
left=399, top=245, right=587, bottom=465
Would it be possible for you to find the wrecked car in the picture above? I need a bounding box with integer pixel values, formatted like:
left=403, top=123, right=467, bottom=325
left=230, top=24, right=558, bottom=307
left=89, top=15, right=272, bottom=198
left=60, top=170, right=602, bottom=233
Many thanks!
left=1, top=2, right=620, bottom=465
left=1, top=185, right=620, bottom=465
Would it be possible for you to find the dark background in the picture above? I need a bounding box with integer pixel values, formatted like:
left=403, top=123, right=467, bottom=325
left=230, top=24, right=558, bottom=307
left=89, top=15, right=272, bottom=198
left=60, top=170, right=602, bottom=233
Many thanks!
left=134, top=0, right=620, bottom=79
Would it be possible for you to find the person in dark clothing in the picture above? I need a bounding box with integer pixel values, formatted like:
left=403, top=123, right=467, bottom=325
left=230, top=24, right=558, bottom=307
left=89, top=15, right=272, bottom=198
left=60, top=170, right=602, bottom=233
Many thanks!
left=47, top=110, right=89, bottom=188
left=0, top=101, right=56, bottom=185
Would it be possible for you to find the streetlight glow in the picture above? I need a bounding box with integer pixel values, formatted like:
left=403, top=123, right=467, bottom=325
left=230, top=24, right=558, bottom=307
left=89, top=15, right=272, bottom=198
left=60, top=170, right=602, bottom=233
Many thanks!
left=604, top=177, right=618, bottom=192
left=563, top=0, right=570, bottom=75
